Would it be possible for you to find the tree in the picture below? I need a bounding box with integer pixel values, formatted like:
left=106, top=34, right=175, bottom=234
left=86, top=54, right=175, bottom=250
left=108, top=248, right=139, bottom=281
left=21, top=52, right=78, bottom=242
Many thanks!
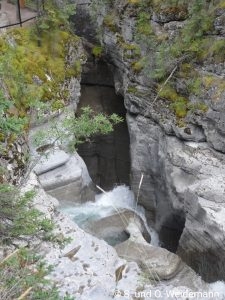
left=33, top=106, right=123, bottom=152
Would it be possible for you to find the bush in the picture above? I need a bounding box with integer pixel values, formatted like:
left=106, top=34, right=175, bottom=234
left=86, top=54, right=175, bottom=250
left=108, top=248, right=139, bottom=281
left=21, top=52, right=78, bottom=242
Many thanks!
left=0, top=248, right=74, bottom=300
left=136, top=12, right=152, bottom=36
left=132, top=58, right=146, bottom=73
left=103, top=14, right=118, bottom=32
left=92, top=45, right=104, bottom=58
left=33, top=106, right=123, bottom=152
left=0, top=90, right=27, bottom=154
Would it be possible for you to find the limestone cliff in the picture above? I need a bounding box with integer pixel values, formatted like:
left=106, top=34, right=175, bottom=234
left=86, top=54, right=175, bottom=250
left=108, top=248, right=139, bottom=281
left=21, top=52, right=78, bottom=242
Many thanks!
left=73, top=0, right=225, bottom=281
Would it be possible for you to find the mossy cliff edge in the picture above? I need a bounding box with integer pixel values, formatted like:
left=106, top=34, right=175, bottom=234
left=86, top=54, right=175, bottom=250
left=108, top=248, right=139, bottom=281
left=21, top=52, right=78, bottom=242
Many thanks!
left=0, top=20, right=84, bottom=184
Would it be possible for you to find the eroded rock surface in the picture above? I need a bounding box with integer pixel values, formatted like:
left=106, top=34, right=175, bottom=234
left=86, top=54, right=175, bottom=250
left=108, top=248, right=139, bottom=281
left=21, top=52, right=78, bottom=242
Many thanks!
left=115, top=221, right=182, bottom=281
left=27, top=173, right=225, bottom=300
left=86, top=209, right=151, bottom=245
left=34, top=150, right=94, bottom=202
left=127, top=113, right=225, bottom=281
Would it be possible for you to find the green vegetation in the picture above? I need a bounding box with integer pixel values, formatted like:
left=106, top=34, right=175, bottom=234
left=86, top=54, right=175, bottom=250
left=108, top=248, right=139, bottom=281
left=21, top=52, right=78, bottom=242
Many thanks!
left=92, top=45, right=104, bottom=58
left=0, top=0, right=80, bottom=124
left=33, top=106, right=123, bottom=152
left=158, top=84, right=208, bottom=118
left=127, top=86, right=138, bottom=94
left=128, top=0, right=141, bottom=4
left=0, top=180, right=73, bottom=299
left=0, top=91, right=26, bottom=148
left=207, top=39, right=225, bottom=62
left=0, top=184, right=53, bottom=244
left=0, top=248, right=74, bottom=299
left=0, top=28, right=81, bottom=109
left=130, top=0, right=220, bottom=118
left=103, top=14, right=118, bottom=32
left=91, top=0, right=225, bottom=121
left=116, top=34, right=141, bottom=60
left=34, top=0, right=76, bottom=35
left=131, top=58, right=146, bottom=73
left=136, top=12, right=152, bottom=36
left=158, top=84, right=187, bottom=117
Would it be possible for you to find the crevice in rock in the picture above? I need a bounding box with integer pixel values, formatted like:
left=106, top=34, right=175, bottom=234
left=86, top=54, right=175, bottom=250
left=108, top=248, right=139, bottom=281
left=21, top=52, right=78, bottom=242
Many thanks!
left=80, top=82, right=114, bottom=88
left=159, top=211, right=186, bottom=253
left=77, top=52, right=130, bottom=190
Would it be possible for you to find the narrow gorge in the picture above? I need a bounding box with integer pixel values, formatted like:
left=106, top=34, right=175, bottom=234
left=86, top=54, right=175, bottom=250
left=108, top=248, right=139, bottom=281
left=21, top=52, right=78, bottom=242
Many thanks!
left=1, top=0, right=225, bottom=299
left=72, top=0, right=225, bottom=284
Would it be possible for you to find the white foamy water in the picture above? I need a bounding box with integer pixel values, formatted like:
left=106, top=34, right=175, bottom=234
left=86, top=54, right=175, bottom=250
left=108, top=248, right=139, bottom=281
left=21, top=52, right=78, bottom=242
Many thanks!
left=60, top=185, right=159, bottom=246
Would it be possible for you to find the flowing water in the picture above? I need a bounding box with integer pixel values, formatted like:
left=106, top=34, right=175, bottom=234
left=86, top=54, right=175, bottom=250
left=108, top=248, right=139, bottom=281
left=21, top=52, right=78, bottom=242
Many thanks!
left=60, top=185, right=159, bottom=246
left=59, top=185, right=225, bottom=297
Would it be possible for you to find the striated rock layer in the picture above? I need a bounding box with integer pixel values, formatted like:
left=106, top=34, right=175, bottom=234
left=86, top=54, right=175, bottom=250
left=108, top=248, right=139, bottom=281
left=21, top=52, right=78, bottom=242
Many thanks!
left=73, top=0, right=225, bottom=281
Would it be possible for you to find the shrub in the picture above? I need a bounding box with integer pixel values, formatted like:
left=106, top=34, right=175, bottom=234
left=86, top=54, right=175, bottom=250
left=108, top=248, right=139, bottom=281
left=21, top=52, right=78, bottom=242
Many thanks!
left=0, top=248, right=74, bottom=300
left=136, top=12, right=152, bottom=36
left=132, top=58, right=146, bottom=73
left=103, top=14, right=118, bottom=32
left=170, top=99, right=187, bottom=118
left=92, top=45, right=104, bottom=58
left=33, top=106, right=123, bottom=152
left=0, top=90, right=26, bottom=152
left=0, top=184, right=54, bottom=245
left=158, top=84, right=188, bottom=117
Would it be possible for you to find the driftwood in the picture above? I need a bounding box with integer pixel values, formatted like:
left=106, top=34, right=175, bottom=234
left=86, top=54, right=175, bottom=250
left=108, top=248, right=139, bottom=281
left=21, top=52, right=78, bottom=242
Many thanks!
left=18, top=287, right=33, bottom=300
left=0, top=249, right=19, bottom=266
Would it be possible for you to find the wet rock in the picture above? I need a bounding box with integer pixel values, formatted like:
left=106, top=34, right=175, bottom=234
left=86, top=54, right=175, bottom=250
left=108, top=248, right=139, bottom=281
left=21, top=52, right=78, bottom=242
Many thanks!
left=85, top=209, right=151, bottom=245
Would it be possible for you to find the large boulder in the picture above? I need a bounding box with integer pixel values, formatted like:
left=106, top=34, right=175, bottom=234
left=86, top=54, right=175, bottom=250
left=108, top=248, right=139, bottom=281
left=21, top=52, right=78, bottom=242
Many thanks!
left=34, top=150, right=95, bottom=202
left=85, top=209, right=151, bottom=245
left=115, top=221, right=182, bottom=281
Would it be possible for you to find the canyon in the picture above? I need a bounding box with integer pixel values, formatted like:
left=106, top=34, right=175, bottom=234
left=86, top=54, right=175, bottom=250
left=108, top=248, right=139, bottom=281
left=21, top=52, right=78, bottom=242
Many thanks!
left=1, top=0, right=225, bottom=299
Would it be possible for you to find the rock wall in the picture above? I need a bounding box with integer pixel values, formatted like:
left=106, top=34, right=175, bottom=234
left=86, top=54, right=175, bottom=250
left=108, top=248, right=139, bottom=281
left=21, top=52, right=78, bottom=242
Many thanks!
left=73, top=0, right=225, bottom=281
left=0, top=135, right=28, bottom=185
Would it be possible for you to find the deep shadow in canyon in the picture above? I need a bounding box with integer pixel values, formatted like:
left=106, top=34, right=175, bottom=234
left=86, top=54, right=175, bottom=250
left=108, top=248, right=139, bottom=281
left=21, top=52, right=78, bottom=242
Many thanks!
left=77, top=54, right=130, bottom=191
left=159, top=211, right=186, bottom=253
